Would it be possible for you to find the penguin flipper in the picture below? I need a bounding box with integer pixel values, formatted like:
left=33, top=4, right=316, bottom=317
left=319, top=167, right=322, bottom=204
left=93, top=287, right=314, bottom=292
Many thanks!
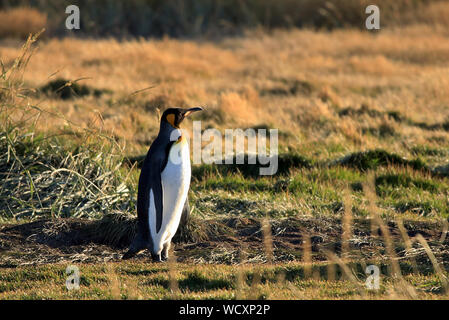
left=140, top=148, right=166, bottom=235
left=150, top=140, right=175, bottom=234
left=150, top=170, right=164, bottom=233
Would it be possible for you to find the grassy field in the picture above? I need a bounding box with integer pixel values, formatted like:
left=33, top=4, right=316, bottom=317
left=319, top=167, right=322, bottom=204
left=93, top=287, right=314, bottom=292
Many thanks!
left=2, top=262, right=449, bottom=300
left=1, top=18, right=449, bottom=299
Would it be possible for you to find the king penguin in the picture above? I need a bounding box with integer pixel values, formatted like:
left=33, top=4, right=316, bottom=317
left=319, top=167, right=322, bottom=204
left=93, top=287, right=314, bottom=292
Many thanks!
left=123, top=107, right=203, bottom=262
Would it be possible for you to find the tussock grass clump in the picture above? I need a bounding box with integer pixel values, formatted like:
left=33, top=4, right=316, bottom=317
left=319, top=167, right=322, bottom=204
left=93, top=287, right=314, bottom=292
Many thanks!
left=173, top=217, right=210, bottom=243
left=40, top=78, right=108, bottom=100
left=411, top=146, right=448, bottom=157
left=0, top=126, right=134, bottom=220
left=89, top=213, right=219, bottom=247
left=376, top=173, right=439, bottom=193
left=338, top=104, right=400, bottom=120
left=333, top=149, right=427, bottom=171
left=434, top=164, right=449, bottom=177
left=92, top=212, right=137, bottom=247
left=0, top=33, right=134, bottom=221
left=260, top=78, right=315, bottom=97
left=91, top=213, right=216, bottom=246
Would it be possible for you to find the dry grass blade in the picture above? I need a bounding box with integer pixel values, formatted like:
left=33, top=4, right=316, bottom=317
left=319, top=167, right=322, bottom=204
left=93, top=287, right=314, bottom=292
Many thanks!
left=168, top=247, right=180, bottom=298
left=396, top=218, right=419, bottom=274
left=235, top=244, right=248, bottom=299
left=106, top=263, right=122, bottom=300
left=262, top=217, right=273, bottom=264
left=364, top=173, right=402, bottom=279
left=364, top=174, right=419, bottom=298
left=235, top=266, right=245, bottom=300
left=249, top=268, right=262, bottom=300
left=341, top=188, right=353, bottom=258
left=322, top=249, right=366, bottom=297
left=415, top=234, right=449, bottom=294
left=302, top=233, right=312, bottom=279
left=440, top=219, right=448, bottom=243
left=126, top=278, right=141, bottom=300
left=50, top=168, right=107, bottom=196
left=327, top=262, right=336, bottom=282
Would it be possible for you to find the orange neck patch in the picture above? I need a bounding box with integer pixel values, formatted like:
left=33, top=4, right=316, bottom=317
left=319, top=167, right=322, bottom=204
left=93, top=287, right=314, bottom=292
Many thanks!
left=176, top=135, right=186, bottom=144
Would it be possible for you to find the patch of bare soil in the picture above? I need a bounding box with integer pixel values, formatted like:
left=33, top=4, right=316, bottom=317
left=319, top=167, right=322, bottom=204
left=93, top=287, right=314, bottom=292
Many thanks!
left=0, top=215, right=448, bottom=268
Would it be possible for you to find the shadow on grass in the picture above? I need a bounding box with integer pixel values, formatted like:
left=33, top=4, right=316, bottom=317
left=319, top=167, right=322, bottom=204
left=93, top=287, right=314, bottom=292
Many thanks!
left=144, top=271, right=233, bottom=292
left=40, top=78, right=111, bottom=100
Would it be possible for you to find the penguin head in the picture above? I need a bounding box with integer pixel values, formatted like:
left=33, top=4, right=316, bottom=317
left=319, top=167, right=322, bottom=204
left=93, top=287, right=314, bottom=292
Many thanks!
left=162, top=107, right=203, bottom=129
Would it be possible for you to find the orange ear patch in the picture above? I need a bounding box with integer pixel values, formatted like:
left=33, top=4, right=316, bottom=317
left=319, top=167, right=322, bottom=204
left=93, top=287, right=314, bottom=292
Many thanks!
left=166, top=114, right=176, bottom=127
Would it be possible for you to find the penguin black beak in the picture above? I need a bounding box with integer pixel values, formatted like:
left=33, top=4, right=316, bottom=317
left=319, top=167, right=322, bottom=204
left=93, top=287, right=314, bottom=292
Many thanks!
left=182, top=107, right=203, bottom=117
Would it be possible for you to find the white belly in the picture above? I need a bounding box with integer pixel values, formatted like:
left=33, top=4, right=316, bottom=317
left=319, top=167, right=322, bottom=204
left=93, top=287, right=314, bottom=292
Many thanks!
left=148, top=139, right=191, bottom=254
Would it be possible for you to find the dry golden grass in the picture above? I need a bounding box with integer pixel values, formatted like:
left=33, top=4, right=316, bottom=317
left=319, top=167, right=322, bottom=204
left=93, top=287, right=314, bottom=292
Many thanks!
left=1, top=23, right=448, bottom=156
left=0, top=7, right=47, bottom=40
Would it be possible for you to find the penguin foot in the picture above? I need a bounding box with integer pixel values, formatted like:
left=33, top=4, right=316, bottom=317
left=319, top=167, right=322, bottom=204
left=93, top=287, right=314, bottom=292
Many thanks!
left=151, top=253, right=163, bottom=263
left=161, top=242, right=170, bottom=262
left=122, top=249, right=136, bottom=260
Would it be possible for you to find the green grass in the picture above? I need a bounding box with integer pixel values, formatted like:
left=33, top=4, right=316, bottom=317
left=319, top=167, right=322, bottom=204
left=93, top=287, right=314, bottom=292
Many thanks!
left=189, top=162, right=449, bottom=219
left=0, top=262, right=447, bottom=300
